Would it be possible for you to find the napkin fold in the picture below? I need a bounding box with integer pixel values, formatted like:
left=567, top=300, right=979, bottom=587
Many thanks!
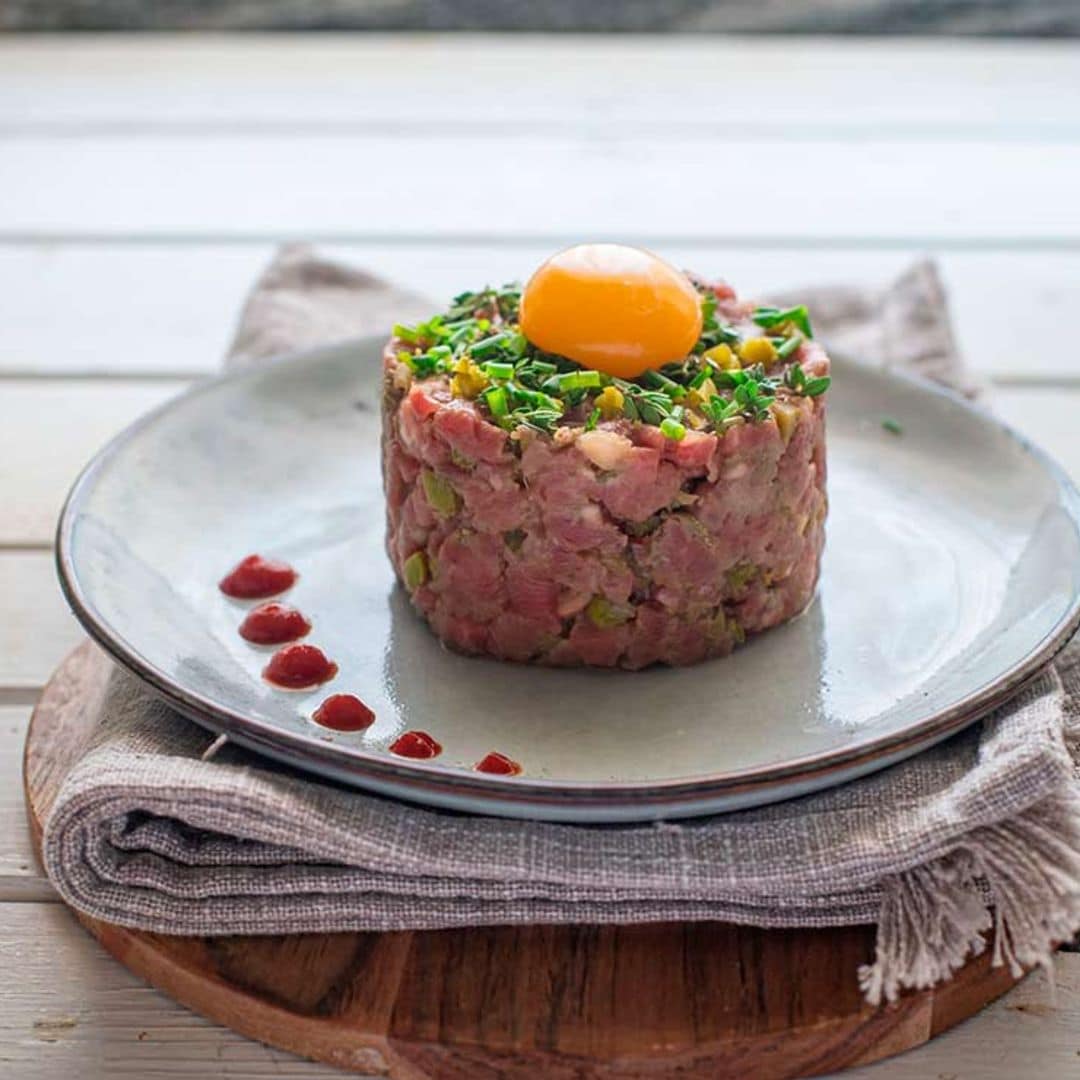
left=42, top=248, right=1080, bottom=1004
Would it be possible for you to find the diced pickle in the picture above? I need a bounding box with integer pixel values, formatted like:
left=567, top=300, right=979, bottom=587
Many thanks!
left=703, top=344, right=740, bottom=371
left=585, top=595, right=633, bottom=628
left=725, top=561, right=759, bottom=591
left=770, top=401, right=801, bottom=445
left=596, top=385, right=625, bottom=420
left=738, top=337, right=778, bottom=367
left=449, top=356, right=489, bottom=399
left=421, top=469, right=460, bottom=515
left=403, top=551, right=428, bottom=590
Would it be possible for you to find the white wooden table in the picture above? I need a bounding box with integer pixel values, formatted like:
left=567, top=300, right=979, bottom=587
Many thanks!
left=2, top=33, right=1078, bottom=1078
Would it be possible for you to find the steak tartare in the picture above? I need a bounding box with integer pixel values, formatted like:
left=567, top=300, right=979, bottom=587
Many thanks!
left=382, top=254, right=829, bottom=669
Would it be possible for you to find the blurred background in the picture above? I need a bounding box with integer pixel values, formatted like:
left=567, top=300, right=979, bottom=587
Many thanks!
left=4, top=0, right=1080, bottom=34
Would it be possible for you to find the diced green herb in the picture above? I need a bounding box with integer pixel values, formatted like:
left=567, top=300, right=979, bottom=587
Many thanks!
left=802, top=377, right=831, bottom=397
left=882, top=417, right=904, bottom=436
left=482, top=360, right=514, bottom=380
left=753, top=304, right=814, bottom=339
left=775, top=334, right=804, bottom=360
left=484, top=385, right=509, bottom=419
left=585, top=407, right=600, bottom=432
left=660, top=416, right=687, bottom=441
left=644, top=369, right=687, bottom=399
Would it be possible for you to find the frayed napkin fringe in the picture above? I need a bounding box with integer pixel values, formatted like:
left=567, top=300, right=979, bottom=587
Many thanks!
left=860, top=786, right=1080, bottom=1005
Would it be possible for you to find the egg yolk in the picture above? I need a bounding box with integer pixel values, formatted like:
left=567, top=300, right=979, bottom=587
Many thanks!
left=519, top=243, right=703, bottom=379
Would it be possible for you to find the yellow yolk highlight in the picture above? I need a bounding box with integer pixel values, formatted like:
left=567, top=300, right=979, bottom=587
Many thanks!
left=519, top=244, right=703, bottom=379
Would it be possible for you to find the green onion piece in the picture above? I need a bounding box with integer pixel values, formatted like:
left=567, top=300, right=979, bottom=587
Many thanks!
left=882, top=417, right=904, bottom=435
left=402, top=551, right=428, bottom=591
left=470, top=332, right=512, bottom=358
left=775, top=335, right=803, bottom=360
left=644, top=369, right=686, bottom=399
left=689, top=367, right=712, bottom=390
left=420, top=470, right=460, bottom=516
left=483, top=360, right=514, bottom=380
left=585, top=408, right=600, bottom=432
left=484, top=385, right=509, bottom=419
left=753, top=305, right=814, bottom=339
left=802, top=376, right=831, bottom=397
left=393, top=323, right=418, bottom=343
left=660, top=417, right=687, bottom=441
left=555, top=370, right=602, bottom=392
left=526, top=359, right=558, bottom=375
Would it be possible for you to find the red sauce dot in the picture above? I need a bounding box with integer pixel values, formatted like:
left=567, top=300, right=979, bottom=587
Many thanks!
left=239, top=602, right=311, bottom=645
left=263, top=644, right=338, bottom=690
left=389, top=730, right=442, bottom=760
left=475, top=752, right=522, bottom=776
left=219, top=554, right=298, bottom=599
left=312, top=694, right=375, bottom=732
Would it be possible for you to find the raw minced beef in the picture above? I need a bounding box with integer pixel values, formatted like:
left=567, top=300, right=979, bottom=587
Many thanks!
left=381, top=284, right=829, bottom=669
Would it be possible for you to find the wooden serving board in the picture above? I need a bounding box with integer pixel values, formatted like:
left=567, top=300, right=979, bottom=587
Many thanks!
left=25, top=644, right=1026, bottom=1079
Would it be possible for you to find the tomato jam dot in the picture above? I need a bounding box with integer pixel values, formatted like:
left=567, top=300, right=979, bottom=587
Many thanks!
left=239, top=602, right=311, bottom=645
left=263, top=644, right=337, bottom=690
left=389, top=730, right=442, bottom=759
left=475, top=752, right=522, bottom=776
left=219, top=554, right=298, bottom=599
left=312, top=694, right=375, bottom=732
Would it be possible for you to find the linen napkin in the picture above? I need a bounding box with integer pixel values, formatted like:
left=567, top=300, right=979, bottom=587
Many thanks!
left=41, top=247, right=1080, bottom=1005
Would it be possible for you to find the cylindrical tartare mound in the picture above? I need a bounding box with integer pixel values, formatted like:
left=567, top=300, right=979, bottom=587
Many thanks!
left=382, top=277, right=829, bottom=669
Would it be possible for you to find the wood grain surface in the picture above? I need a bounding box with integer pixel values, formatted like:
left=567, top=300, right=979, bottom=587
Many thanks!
left=23, top=643, right=1029, bottom=1079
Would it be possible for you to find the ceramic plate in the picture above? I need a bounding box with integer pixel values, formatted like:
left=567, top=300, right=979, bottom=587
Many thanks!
left=57, top=340, right=1080, bottom=822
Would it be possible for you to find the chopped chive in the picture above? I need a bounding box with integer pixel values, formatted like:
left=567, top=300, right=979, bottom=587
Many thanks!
left=753, top=305, right=814, bottom=339
left=526, top=359, right=558, bottom=375
left=484, top=385, right=509, bottom=418
left=393, top=323, right=418, bottom=343
left=483, top=360, right=514, bottom=380
left=470, top=332, right=512, bottom=359
left=585, top=408, right=600, bottom=432
left=882, top=417, right=904, bottom=435
left=660, top=416, right=687, bottom=441
left=644, top=369, right=686, bottom=399
left=689, top=367, right=712, bottom=390
left=556, top=370, right=602, bottom=391
left=776, top=334, right=803, bottom=360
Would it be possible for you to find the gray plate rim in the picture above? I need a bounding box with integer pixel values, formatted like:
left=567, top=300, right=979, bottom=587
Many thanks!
left=55, top=338, right=1080, bottom=814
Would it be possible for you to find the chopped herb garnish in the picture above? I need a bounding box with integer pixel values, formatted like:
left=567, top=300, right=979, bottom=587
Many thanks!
left=753, top=305, right=814, bottom=339
left=660, top=416, right=687, bottom=441
left=484, top=385, right=509, bottom=419
left=775, top=334, right=804, bottom=361
left=394, top=279, right=828, bottom=438
left=882, top=417, right=904, bottom=435
left=482, top=360, right=515, bottom=380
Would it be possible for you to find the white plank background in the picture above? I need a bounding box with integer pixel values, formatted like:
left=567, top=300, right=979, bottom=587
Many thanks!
left=3, top=32, right=1079, bottom=1080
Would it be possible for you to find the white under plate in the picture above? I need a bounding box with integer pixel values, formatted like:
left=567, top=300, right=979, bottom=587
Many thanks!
left=57, top=339, right=1080, bottom=821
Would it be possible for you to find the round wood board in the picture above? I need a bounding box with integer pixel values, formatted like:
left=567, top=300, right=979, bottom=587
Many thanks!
left=25, top=644, right=1026, bottom=1079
